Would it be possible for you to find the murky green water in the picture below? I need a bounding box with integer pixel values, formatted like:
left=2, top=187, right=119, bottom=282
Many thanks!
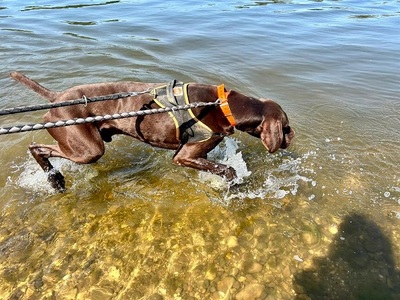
left=1, top=0, right=400, bottom=299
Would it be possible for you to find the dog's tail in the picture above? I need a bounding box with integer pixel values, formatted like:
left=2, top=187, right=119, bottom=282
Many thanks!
left=10, top=71, right=57, bottom=102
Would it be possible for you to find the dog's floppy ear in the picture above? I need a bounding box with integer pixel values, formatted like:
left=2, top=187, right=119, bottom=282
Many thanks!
left=260, top=117, right=283, bottom=153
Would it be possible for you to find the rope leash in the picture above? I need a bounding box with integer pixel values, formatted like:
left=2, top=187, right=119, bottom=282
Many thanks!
left=0, top=90, right=152, bottom=116
left=0, top=101, right=220, bottom=135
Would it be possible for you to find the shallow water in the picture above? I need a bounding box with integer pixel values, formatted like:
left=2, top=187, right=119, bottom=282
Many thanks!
left=1, top=0, right=400, bottom=299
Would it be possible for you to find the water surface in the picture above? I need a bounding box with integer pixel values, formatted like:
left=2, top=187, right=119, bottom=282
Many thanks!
left=1, top=0, right=400, bottom=299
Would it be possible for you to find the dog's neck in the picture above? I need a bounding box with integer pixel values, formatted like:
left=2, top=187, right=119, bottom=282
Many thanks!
left=226, top=90, right=264, bottom=132
left=217, top=84, right=236, bottom=127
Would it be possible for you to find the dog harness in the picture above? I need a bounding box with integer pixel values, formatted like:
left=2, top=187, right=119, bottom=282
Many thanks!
left=151, top=80, right=215, bottom=144
left=217, top=83, right=236, bottom=127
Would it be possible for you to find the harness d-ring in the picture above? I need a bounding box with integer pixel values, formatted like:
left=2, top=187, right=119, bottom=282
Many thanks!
left=82, top=95, right=88, bottom=107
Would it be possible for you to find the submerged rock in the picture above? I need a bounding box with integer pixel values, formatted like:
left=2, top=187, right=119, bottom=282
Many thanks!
left=235, top=283, right=265, bottom=300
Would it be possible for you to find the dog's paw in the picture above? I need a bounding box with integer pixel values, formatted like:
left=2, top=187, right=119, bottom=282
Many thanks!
left=223, top=167, right=237, bottom=182
left=48, top=169, right=66, bottom=193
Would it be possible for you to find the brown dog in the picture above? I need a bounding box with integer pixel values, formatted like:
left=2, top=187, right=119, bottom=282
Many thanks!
left=10, top=71, right=294, bottom=192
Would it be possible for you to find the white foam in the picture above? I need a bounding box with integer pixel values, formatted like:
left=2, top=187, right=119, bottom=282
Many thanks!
left=198, top=172, right=227, bottom=190
left=202, top=138, right=317, bottom=204
left=219, top=138, right=252, bottom=182
left=13, top=156, right=97, bottom=194
left=15, top=158, right=56, bottom=194
left=11, top=137, right=318, bottom=205
left=199, top=138, right=252, bottom=187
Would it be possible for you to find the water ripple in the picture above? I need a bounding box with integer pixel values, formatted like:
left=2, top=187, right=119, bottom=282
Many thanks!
left=1, top=0, right=400, bottom=298
left=21, top=1, right=120, bottom=11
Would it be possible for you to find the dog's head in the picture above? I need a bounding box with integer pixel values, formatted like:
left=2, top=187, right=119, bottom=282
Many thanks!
left=259, top=99, right=294, bottom=153
left=244, top=98, right=295, bottom=153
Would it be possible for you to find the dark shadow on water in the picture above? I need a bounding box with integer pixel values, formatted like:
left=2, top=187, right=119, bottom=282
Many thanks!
left=294, top=213, right=400, bottom=300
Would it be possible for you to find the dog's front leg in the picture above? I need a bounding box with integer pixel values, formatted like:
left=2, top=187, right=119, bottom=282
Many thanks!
left=172, top=139, right=237, bottom=181
left=175, top=156, right=237, bottom=181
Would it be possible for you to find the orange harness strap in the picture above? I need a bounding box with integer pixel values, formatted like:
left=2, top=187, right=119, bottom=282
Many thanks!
left=217, top=84, right=236, bottom=127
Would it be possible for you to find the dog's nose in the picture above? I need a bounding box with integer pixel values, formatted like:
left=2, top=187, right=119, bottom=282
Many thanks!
left=281, top=126, right=294, bottom=149
left=283, top=126, right=292, bottom=135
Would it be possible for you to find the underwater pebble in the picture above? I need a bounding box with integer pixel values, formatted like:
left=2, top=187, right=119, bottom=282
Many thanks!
left=329, top=225, right=338, bottom=234
left=192, top=233, right=205, bottom=247
left=58, top=287, right=78, bottom=299
left=227, top=236, right=238, bottom=248
left=62, top=274, right=70, bottom=280
left=247, top=262, right=263, bottom=274
left=294, top=255, right=303, bottom=262
left=235, top=283, right=265, bottom=300
left=148, top=294, right=163, bottom=300
left=282, top=265, right=292, bottom=278
left=108, top=266, right=120, bottom=280
left=90, top=287, right=113, bottom=299
left=301, top=231, right=318, bottom=246
left=205, top=268, right=217, bottom=281
left=217, top=276, right=235, bottom=294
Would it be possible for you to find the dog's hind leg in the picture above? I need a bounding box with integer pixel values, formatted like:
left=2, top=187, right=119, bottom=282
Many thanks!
left=29, top=121, right=107, bottom=192
left=29, top=143, right=69, bottom=192
left=29, top=136, right=105, bottom=192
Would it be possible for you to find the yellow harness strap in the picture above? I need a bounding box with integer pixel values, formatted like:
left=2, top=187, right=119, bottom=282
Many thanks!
left=152, top=82, right=214, bottom=144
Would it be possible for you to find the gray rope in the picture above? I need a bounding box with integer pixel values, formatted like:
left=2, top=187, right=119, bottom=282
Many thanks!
left=0, top=90, right=152, bottom=116
left=0, top=101, right=220, bottom=135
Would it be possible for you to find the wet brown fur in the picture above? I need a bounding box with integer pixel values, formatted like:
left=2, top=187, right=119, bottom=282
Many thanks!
left=10, top=71, right=294, bottom=191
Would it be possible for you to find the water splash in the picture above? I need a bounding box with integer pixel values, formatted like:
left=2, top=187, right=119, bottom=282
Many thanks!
left=199, top=138, right=252, bottom=188
left=12, top=155, right=97, bottom=194
left=12, top=158, right=55, bottom=194
left=203, top=138, right=316, bottom=205
left=223, top=165, right=313, bottom=205
left=11, top=138, right=316, bottom=208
